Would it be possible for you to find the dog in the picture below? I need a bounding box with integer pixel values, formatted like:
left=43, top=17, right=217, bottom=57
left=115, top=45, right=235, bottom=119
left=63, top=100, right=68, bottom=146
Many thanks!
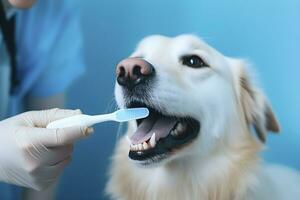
left=106, top=34, right=300, bottom=200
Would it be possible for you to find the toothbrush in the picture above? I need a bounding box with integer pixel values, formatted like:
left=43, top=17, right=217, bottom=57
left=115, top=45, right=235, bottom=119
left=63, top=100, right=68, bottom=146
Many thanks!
left=46, top=108, right=149, bottom=129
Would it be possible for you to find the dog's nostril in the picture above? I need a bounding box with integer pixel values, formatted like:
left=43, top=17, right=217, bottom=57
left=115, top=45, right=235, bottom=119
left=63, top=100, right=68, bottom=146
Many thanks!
left=117, top=66, right=126, bottom=77
left=132, top=65, right=143, bottom=77
left=117, top=75, right=127, bottom=86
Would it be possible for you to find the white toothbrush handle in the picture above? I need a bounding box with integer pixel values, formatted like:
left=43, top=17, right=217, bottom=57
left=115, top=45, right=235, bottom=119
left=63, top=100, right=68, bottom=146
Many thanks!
left=47, top=115, right=92, bottom=129
left=46, top=113, right=115, bottom=129
left=89, top=113, right=116, bottom=124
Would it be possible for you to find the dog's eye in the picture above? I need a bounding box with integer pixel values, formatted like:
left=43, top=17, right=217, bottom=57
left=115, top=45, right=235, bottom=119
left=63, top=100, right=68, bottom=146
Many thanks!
left=181, top=55, right=208, bottom=68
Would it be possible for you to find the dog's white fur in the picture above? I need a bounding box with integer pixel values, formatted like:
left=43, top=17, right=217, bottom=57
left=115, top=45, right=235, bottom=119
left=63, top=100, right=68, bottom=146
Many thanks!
left=107, top=35, right=300, bottom=200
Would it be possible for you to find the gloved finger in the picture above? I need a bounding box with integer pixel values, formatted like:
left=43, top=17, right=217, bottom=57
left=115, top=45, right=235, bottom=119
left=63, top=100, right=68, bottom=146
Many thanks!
left=21, top=108, right=82, bottom=128
left=19, top=126, right=93, bottom=148
left=28, top=145, right=74, bottom=166
left=38, top=156, right=72, bottom=180
left=31, top=157, right=72, bottom=191
left=46, top=145, right=74, bottom=166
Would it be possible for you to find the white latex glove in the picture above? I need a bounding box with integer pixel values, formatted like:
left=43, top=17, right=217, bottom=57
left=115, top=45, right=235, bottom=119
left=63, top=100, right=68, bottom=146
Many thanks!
left=0, top=108, right=93, bottom=190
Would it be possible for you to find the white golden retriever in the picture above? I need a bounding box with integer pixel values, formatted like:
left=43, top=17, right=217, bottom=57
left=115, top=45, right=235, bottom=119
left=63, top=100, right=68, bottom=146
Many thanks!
left=106, top=35, right=300, bottom=200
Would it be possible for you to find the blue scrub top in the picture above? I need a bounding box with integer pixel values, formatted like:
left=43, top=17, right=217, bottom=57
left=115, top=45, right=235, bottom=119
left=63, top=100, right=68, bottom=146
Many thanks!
left=0, top=0, right=84, bottom=199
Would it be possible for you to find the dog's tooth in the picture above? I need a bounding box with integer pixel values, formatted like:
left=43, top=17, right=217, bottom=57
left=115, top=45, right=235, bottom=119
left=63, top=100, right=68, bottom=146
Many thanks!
left=131, top=145, right=134, bottom=151
left=140, top=143, right=144, bottom=150
left=176, top=123, right=184, bottom=132
left=150, top=133, right=156, bottom=147
left=170, top=130, right=175, bottom=136
left=138, top=143, right=143, bottom=150
left=170, top=130, right=177, bottom=136
left=146, top=141, right=151, bottom=148
left=143, top=142, right=149, bottom=150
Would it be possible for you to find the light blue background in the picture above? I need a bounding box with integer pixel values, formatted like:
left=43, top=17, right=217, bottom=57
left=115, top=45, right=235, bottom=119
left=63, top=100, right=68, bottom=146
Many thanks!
left=58, top=0, right=300, bottom=199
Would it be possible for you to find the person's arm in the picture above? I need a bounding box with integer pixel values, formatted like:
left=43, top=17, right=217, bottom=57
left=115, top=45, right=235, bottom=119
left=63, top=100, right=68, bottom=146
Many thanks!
left=23, top=93, right=65, bottom=200
left=14, top=1, right=85, bottom=198
left=0, top=108, right=93, bottom=190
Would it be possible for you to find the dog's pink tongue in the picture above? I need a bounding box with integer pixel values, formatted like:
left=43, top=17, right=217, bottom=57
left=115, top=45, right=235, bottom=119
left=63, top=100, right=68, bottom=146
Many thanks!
left=130, top=114, right=177, bottom=145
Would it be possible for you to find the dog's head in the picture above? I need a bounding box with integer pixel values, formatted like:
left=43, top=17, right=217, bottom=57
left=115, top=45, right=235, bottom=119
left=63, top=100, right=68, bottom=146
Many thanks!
left=114, top=34, right=280, bottom=167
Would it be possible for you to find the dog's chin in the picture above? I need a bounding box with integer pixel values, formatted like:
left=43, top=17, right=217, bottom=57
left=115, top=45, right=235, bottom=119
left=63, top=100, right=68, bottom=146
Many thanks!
left=125, top=101, right=200, bottom=167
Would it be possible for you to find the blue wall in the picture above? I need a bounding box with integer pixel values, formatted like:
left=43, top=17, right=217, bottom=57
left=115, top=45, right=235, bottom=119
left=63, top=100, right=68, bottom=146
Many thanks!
left=58, top=0, right=300, bottom=199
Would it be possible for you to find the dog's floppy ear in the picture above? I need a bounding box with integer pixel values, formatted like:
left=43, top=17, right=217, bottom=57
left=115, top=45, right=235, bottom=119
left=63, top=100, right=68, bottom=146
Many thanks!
left=229, top=59, right=280, bottom=143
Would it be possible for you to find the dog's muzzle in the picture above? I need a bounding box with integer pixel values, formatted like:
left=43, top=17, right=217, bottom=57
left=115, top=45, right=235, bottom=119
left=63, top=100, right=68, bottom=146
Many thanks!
left=115, top=58, right=200, bottom=166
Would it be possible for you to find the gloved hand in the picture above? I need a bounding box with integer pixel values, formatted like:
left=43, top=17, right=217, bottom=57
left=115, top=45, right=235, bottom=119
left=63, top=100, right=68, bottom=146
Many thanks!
left=0, top=108, right=93, bottom=190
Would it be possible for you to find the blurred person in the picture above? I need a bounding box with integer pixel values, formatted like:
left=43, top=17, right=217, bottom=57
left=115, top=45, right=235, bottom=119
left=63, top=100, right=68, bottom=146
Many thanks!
left=0, top=0, right=87, bottom=199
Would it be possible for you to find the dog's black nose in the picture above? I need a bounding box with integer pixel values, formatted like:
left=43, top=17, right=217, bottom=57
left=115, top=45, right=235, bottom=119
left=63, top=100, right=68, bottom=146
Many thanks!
left=116, top=58, right=154, bottom=89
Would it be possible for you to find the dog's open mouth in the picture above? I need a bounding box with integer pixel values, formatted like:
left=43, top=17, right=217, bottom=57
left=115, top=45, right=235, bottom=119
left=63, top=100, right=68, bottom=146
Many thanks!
left=127, top=101, right=200, bottom=165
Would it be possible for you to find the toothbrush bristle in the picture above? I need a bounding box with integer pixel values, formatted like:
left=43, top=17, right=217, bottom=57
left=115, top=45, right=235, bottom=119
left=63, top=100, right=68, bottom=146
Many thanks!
left=116, top=108, right=149, bottom=122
